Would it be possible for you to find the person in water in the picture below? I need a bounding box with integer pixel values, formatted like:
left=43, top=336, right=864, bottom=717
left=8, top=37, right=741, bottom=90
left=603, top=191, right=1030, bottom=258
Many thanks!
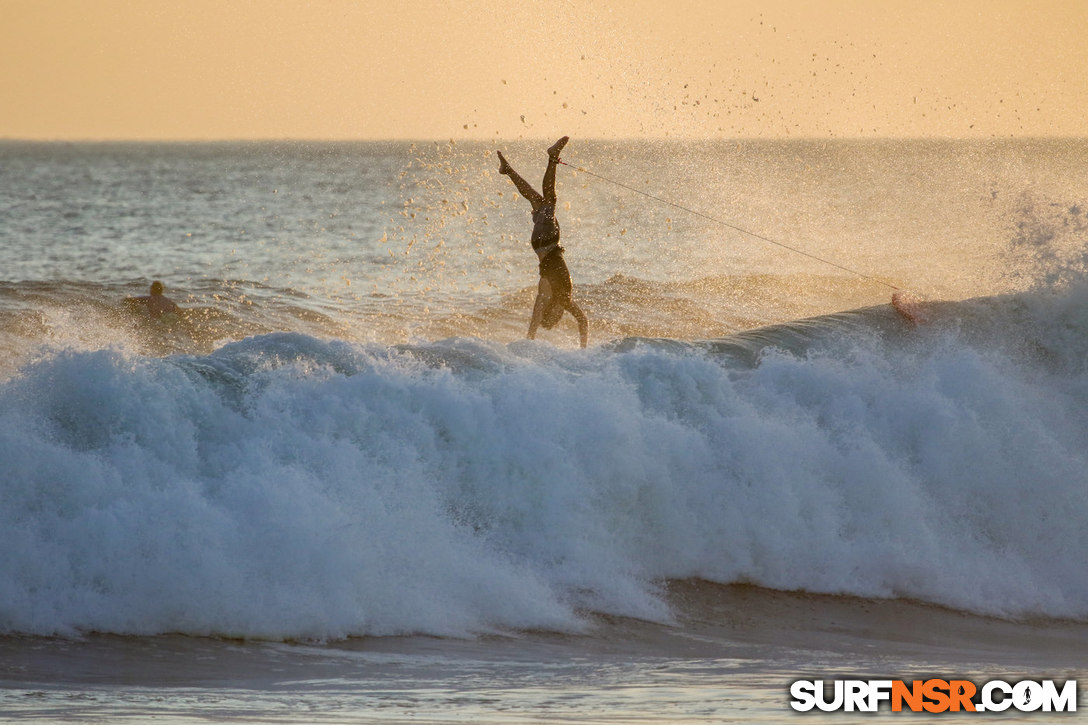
left=125, top=280, right=181, bottom=320
left=497, top=135, right=588, bottom=348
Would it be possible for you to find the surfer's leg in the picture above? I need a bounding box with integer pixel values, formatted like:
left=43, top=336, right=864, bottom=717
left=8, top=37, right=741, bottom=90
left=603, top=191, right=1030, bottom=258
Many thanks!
left=541, top=136, right=568, bottom=206
left=541, top=157, right=559, bottom=207
left=498, top=151, right=544, bottom=209
left=547, top=135, right=569, bottom=159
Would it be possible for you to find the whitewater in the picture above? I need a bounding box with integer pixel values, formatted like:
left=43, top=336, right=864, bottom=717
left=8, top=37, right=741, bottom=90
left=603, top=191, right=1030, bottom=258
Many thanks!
left=2, top=289, right=1088, bottom=641
left=1, top=138, right=1086, bottom=721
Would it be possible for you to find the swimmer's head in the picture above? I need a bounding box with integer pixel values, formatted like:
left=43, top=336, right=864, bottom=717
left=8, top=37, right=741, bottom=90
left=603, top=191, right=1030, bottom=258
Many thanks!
left=150, top=280, right=165, bottom=295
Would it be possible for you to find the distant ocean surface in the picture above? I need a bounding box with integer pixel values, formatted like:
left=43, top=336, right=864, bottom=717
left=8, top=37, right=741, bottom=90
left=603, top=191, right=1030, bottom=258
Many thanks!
left=1, top=138, right=1087, bottom=722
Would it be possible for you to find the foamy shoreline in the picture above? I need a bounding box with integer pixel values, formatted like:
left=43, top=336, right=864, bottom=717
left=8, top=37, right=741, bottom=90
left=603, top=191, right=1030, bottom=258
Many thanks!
left=2, top=583, right=1085, bottom=722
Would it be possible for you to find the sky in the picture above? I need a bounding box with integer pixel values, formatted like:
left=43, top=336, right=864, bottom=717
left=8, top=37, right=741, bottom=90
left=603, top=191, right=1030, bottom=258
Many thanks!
left=1, top=0, right=1085, bottom=140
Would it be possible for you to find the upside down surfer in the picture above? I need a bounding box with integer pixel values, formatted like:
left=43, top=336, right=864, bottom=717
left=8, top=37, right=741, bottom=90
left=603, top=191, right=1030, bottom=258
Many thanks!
left=497, top=136, right=589, bottom=348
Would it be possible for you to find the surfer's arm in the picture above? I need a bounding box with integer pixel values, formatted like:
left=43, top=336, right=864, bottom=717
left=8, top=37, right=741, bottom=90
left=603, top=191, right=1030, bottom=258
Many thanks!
left=567, top=299, right=588, bottom=349
left=527, top=277, right=551, bottom=340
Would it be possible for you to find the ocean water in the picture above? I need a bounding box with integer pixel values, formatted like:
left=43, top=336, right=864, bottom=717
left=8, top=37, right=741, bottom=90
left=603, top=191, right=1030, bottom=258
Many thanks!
left=1, top=138, right=1087, bottom=722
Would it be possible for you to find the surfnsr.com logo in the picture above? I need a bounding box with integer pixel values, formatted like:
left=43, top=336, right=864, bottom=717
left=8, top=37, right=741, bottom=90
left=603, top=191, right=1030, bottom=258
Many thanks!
left=790, top=679, right=1077, bottom=713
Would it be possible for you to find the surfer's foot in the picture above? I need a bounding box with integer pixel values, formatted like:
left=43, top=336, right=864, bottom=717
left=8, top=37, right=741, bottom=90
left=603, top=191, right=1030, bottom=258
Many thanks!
left=547, top=136, right=569, bottom=159
left=497, top=150, right=511, bottom=175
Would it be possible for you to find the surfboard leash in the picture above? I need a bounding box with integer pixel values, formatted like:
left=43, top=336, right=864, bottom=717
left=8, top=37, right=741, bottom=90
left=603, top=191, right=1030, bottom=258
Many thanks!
left=556, top=158, right=901, bottom=292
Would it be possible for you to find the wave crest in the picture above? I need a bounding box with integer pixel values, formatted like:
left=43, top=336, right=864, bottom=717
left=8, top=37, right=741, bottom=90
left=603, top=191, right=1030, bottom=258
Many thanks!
left=1, top=288, right=1087, bottom=639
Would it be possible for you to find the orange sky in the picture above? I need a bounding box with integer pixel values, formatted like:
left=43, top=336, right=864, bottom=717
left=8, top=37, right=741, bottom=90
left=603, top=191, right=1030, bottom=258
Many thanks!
left=2, top=0, right=1085, bottom=140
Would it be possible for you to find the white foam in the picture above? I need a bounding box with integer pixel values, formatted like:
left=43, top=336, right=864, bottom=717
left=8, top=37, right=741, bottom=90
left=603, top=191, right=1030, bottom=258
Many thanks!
left=2, top=289, right=1087, bottom=639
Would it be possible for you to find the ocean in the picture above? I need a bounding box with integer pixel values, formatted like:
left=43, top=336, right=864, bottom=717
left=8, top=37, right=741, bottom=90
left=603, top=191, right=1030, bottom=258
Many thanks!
left=1, top=138, right=1086, bottom=722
